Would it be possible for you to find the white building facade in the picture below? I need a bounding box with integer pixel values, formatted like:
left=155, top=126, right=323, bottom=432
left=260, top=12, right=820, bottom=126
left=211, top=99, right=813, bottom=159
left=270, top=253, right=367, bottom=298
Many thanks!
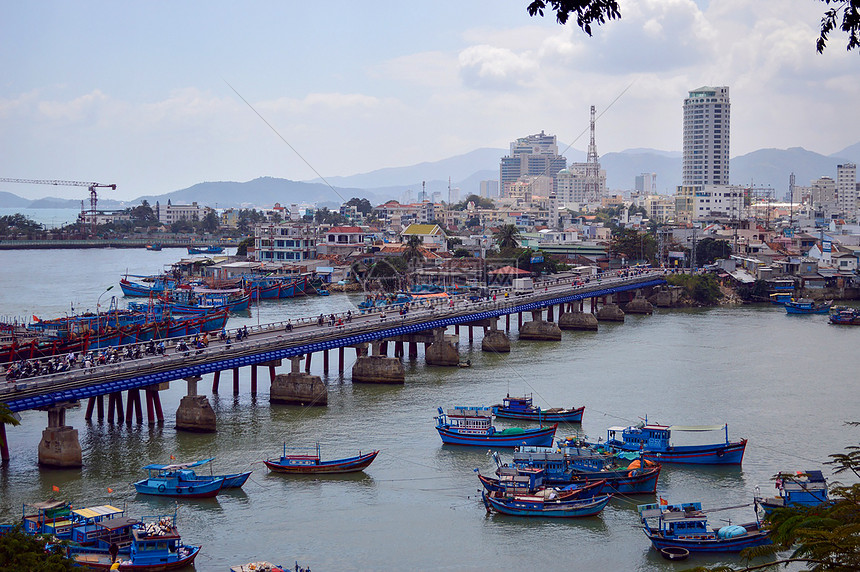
left=683, top=86, right=730, bottom=187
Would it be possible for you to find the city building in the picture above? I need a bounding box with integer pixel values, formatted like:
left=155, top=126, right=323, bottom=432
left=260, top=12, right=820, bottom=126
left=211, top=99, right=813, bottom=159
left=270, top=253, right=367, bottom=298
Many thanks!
left=693, top=185, right=745, bottom=222
left=499, top=131, right=567, bottom=197
left=635, top=173, right=658, bottom=194
left=155, top=200, right=204, bottom=225
left=317, top=226, right=366, bottom=257
left=836, top=163, right=857, bottom=220
left=254, top=223, right=317, bottom=263
left=682, top=86, right=730, bottom=187
left=371, top=201, right=435, bottom=228
left=400, top=223, right=447, bottom=251
left=480, top=180, right=500, bottom=199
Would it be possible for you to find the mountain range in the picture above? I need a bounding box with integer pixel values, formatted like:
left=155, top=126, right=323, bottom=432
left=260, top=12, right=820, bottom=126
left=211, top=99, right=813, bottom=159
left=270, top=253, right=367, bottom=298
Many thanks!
left=1, top=143, right=858, bottom=210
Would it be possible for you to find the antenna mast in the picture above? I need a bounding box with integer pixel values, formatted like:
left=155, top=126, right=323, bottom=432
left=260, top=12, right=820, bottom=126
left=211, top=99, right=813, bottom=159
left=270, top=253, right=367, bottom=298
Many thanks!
left=586, top=105, right=600, bottom=203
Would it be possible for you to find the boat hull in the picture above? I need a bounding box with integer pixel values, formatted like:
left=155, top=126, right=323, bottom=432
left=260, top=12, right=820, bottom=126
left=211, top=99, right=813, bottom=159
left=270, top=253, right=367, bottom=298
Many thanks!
left=564, top=466, right=661, bottom=494
left=492, top=406, right=584, bottom=423
left=133, top=478, right=224, bottom=498
left=72, top=544, right=200, bottom=571
left=646, top=525, right=770, bottom=553
left=263, top=450, right=379, bottom=474
left=609, top=440, right=747, bottom=465
left=482, top=491, right=611, bottom=518
left=436, top=424, right=557, bottom=447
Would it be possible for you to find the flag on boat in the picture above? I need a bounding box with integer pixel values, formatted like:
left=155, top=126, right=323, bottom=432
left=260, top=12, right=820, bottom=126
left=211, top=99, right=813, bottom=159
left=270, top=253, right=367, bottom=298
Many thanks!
left=107, top=488, right=114, bottom=493
left=32, top=315, right=40, bottom=322
left=170, top=455, right=175, bottom=460
left=52, top=485, right=59, bottom=492
left=659, top=497, right=668, bottom=505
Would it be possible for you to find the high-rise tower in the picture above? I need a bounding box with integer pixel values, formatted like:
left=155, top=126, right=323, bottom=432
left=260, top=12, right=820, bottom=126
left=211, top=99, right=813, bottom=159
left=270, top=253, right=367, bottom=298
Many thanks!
left=682, top=86, right=730, bottom=187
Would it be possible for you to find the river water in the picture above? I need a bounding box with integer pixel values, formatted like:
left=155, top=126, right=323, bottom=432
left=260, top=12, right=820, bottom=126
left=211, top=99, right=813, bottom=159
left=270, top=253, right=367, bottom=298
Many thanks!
left=1, top=248, right=857, bottom=571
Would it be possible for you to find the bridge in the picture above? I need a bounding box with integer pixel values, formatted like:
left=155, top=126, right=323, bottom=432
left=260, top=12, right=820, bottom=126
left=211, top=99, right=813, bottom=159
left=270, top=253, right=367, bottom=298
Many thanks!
left=1, top=270, right=669, bottom=467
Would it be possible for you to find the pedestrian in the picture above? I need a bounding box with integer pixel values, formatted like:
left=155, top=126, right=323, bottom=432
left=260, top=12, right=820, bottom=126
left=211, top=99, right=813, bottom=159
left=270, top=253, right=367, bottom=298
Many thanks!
left=380, top=310, right=386, bottom=322
left=109, top=542, right=119, bottom=564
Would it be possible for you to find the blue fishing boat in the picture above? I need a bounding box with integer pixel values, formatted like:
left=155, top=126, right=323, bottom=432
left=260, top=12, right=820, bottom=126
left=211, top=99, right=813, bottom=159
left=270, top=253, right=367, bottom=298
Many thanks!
left=119, top=276, right=178, bottom=297
left=755, top=470, right=830, bottom=514
left=137, top=458, right=251, bottom=492
left=638, top=501, right=770, bottom=553
left=133, top=463, right=226, bottom=498
left=71, top=513, right=200, bottom=571
left=600, top=421, right=747, bottom=465
left=784, top=298, right=832, bottom=314
left=482, top=489, right=611, bottom=518
left=477, top=467, right=607, bottom=500
left=491, top=394, right=584, bottom=423
left=188, top=245, right=223, bottom=254
left=263, top=444, right=379, bottom=474
left=434, top=407, right=557, bottom=447
left=511, top=445, right=661, bottom=494
left=769, top=292, right=792, bottom=305
left=830, top=307, right=860, bottom=325
left=145, top=244, right=162, bottom=252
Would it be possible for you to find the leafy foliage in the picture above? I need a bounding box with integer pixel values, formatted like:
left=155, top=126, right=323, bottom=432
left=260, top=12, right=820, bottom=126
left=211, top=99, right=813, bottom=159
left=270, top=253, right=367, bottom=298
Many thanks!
left=609, top=227, right=656, bottom=264
left=817, top=0, right=860, bottom=52
left=345, top=197, right=373, bottom=214
left=0, top=214, right=42, bottom=235
left=527, top=0, right=621, bottom=35
left=666, top=273, right=723, bottom=304
left=235, top=236, right=255, bottom=256
left=0, top=525, right=75, bottom=571
left=452, top=194, right=495, bottom=211
left=695, top=237, right=732, bottom=265
left=495, top=224, right=521, bottom=251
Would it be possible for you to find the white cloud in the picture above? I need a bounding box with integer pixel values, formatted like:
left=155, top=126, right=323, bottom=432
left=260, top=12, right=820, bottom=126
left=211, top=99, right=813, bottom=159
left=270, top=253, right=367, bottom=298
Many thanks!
left=458, top=44, right=539, bottom=90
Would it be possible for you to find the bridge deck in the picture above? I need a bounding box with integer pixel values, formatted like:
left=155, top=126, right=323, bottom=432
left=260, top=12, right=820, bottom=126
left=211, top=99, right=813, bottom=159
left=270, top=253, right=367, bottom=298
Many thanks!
left=1, top=272, right=666, bottom=412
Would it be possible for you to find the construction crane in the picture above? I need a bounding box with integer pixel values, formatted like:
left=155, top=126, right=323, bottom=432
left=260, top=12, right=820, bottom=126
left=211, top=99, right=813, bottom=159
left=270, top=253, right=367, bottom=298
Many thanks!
left=0, top=178, right=117, bottom=235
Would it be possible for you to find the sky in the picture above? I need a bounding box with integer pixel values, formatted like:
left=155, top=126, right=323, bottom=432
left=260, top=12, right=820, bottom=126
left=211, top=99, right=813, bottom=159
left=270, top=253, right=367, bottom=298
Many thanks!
left=1, top=0, right=859, bottom=201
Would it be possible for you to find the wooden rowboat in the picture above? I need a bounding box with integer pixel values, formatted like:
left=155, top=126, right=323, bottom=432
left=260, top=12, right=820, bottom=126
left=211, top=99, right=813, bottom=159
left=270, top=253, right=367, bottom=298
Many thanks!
left=263, top=444, right=379, bottom=474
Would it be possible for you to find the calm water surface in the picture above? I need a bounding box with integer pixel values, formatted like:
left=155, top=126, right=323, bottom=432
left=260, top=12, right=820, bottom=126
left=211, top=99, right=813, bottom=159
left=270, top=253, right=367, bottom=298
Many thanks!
left=0, top=249, right=858, bottom=571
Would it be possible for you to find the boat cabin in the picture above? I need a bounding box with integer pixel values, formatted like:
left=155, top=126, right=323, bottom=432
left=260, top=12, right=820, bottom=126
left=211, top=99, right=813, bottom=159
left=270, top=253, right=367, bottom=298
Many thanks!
left=762, top=470, right=829, bottom=508
left=21, top=500, right=72, bottom=536
left=500, top=395, right=535, bottom=412
left=437, top=407, right=493, bottom=433
left=638, top=502, right=716, bottom=540
left=495, top=466, right=545, bottom=492
left=512, top=447, right=567, bottom=477
left=607, top=423, right=730, bottom=450
left=69, top=505, right=134, bottom=547
left=128, top=516, right=185, bottom=566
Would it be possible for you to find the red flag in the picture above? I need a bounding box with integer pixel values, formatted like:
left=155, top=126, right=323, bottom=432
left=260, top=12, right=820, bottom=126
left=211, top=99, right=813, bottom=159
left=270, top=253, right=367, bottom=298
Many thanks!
left=107, top=488, right=114, bottom=493
left=659, top=497, right=668, bottom=506
left=52, top=485, right=60, bottom=492
left=32, top=315, right=40, bottom=322
left=169, top=455, right=176, bottom=460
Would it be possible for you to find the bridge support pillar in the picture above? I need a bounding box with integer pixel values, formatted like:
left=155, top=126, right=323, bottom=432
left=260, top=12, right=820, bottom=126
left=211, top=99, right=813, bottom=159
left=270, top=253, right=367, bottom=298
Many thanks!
left=425, top=328, right=459, bottom=366
left=175, top=376, right=216, bottom=433
left=518, top=312, right=523, bottom=329
left=481, top=319, right=510, bottom=353
left=547, top=305, right=554, bottom=321
left=468, top=326, right=474, bottom=343
left=352, top=354, right=405, bottom=384
left=271, top=356, right=327, bottom=405
left=85, top=395, right=105, bottom=422
left=305, top=353, right=312, bottom=372
left=233, top=367, right=240, bottom=394
left=126, top=389, right=143, bottom=425
left=107, top=392, right=125, bottom=424
left=394, top=341, right=404, bottom=358
left=251, top=366, right=258, bottom=395
left=339, top=347, right=345, bottom=373
left=506, top=314, right=510, bottom=331
left=323, top=350, right=329, bottom=374
left=596, top=302, right=625, bottom=322
left=559, top=310, right=599, bottom=331
left=408, top=341, right=418, bottom=359
left=38, top=403, right=82, bottom=468
left=519, top=312, right=562, bottom=341
left=1, top=423, right=9, bottom=463
left=212, top=370, right=221, bottom=393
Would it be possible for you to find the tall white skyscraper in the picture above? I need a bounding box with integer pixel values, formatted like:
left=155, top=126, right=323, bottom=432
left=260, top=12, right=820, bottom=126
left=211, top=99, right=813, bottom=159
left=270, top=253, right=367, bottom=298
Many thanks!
left=682, top=86, right=730, bottom=187
left=836, top=163, right=857, bottom=219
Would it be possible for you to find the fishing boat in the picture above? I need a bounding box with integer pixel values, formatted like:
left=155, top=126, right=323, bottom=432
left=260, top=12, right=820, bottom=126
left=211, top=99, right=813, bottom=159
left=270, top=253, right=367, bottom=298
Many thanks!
left=491, top=394, right=584, bottom=423
left=477, top=466, right=607, bottom=500
left=784, top=298, right=832, bottom=314
left=231, top=563, right=288, bottom=572
left=119, top=276, right=178, bottom=297
left=133, top=463, right=226, bottom=498
left=151, top=288, right=251, bottom=315
left=600, top=420, right=747, bottom=465
left=510, top=445, right=661, bottom=495
left=19, top=499, right=73, bottom=538
left=755, top=470, right=830, bottom=514
left=768, top=292, right=791, bottom=305
left=68, top=505, right=139, bottom=549
left=145, top=244, right=162, bottom=252
left=482, top=489, right=612, bottom=518
left=434, top=407, right=557, bottom=448
left=263, top=443, right=379, bottom=474
left=187, top=245, right=223, bottom=254
left=135, top=458, right=251, bottom=492
left=638, top=501, right=770, bottom=553
left=830, top=307, right=860, bottom=325
left=71, top=514, right=200, bottom=571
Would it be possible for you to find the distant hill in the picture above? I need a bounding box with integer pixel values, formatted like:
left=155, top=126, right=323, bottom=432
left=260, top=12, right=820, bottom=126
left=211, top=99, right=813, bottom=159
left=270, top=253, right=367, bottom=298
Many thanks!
left=4, top=141, right=858, bottom=209
left=0, top=191, right=30, bottom=208
left=133, top=177, right=378, bottom=209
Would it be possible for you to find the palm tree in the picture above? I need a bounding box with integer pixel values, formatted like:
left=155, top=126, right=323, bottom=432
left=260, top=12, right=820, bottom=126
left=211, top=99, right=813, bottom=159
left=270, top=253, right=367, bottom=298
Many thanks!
left=496, top=224, right=521, bottom=251
left=402, top=235, right=425, bottom=269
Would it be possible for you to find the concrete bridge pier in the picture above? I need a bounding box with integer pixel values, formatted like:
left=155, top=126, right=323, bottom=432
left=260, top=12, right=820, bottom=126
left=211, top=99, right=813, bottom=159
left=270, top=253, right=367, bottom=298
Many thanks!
left=519, top=310, right=562, bottom=341
left=233, top=367, right=241, bottom=394
left=125, top=389, right=144, bottom=424
left=408, top=341, right=418, bottom=359
left=425, top=328, right=459, bottom=366
left=481, top=318, right=511, bottom=353
left=251, top=366, right=258, bottom=395
left=175, top=375, right=216, bottom=433
left=624, top=290, right=655, bottom=315
left=596, top=295, right=626, bottom=322
left=559, top=307, right=599, bottom=331
left=271, top=356, right=327, bottom=405
left=212, top=370, right=221, bottom=393
left=144, top=386, right=165, bottom=424
left=107, top=392, right=125, bottom=423
left=0, top=423, right=9, bottom=463
left=38, top=403, right=82, bottom=468
left=84, top=394, right=106, bottom=422
left=339, top=347, right=346, bottom=373
left=352, top=341, right=406, bottom=384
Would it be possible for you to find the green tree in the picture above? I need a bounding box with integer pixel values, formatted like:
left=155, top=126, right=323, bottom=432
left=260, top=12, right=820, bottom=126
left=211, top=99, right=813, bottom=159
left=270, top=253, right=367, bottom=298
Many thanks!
left=447, top=237, right=463, bottom=251
left=666, top=274, right=723, bottom=305
left=199, top=210, right=220, bottom=233
left=453, top=194, right=495, bottom=210
left=401, top=235, right=425, bottom=270
left=345, top=197, right=373, bottom=214
left=235, top=236, right=255, bottom=256
left=0, top=214, right=42, bottom=235
left=495, top=224, right=521, bottom=251
left=453, top=248, right=472, bottom=258
left=128, top=200, right=157, bottom=225
left=609, top=228, right=656, bottom=264
left=0, top=524, right=75, bottom=571
left=696, top=238, right=732, bottom=265
left=527, top=0, right=860, bottom=53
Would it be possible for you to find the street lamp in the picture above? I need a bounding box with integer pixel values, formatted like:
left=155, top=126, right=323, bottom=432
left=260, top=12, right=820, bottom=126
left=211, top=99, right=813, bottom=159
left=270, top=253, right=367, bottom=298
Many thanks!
left=97, top=285, right=114, bottom=332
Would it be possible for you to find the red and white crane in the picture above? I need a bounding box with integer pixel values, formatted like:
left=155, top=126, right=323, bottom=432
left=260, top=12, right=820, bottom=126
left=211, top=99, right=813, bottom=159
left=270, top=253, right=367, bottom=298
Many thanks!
left=0, top=178, right=117, bottom=235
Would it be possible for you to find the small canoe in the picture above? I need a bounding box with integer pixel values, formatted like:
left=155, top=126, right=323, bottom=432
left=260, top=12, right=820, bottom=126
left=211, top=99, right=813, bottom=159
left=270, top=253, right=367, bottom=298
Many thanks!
left=482, top=490, right=611, bottom=518
left=264, top=444, right=379, bottom=475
